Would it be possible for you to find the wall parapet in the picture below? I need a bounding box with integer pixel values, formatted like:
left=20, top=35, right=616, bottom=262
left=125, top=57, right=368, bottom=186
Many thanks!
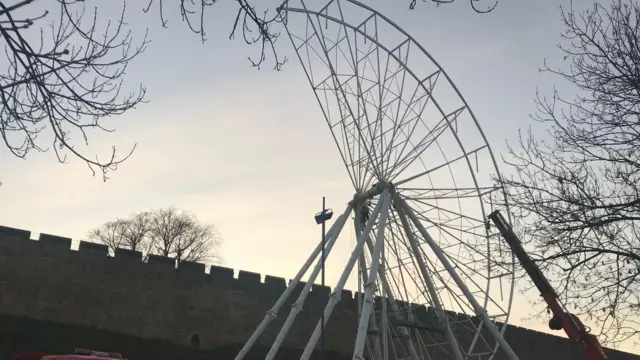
left=0, top=224, right=638, bottom=359
left=0, top=224, right=353, bottom=302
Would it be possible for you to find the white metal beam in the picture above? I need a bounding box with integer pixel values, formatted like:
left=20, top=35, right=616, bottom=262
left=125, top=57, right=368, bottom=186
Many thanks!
left=300, top=190, right=391, bottom=360
left=394, top=194, right=520, bottom=360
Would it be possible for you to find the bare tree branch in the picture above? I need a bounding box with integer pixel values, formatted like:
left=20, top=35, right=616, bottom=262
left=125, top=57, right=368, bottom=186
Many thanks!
left=0, top=0, right=147, bottom=182
left=143, top=0, right=286, bottom=70
left=87, top=219, right=126, bottom=255
left=120, top=211, right=152, bottom=253
left=1, top=0, right=500, bottom=184
left=409, top=0, right=498, bottom=13
left=495, top=0, right=640, bottom=345
left=142, top=0, right=499, bottom=73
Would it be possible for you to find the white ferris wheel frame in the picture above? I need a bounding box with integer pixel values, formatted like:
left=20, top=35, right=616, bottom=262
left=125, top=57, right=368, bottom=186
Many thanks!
left=235, top=1, right=520, bottom=360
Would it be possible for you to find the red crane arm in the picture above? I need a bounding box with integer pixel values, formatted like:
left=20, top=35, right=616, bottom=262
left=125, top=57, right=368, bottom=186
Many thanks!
left=488, top=210, right=608, bottom=360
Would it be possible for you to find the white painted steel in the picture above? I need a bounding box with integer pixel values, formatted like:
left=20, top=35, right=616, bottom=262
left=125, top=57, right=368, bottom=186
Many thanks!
left=234, top=206, right=350, bottom=360
left=352, top=193, right=390, bottom=360
left=265, top=206, right=352, bottom=360
left=299, top=190, right=390, bottom=360
left=395, top=195, right=520, bottom=360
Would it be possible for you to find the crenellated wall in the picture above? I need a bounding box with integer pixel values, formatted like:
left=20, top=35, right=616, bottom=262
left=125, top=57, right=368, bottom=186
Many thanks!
left=0, top=225, right=638, bottom=360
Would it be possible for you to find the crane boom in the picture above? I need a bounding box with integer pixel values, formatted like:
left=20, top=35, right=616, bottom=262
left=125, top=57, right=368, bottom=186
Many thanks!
left=488, top=210, right=608, bottom=360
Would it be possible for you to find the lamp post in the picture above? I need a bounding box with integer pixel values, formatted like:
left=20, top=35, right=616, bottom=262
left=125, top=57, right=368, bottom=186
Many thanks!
left=314, top=197, right=333, bottom=360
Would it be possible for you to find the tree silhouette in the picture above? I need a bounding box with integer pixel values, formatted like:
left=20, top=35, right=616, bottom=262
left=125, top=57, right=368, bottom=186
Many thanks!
left=0, top=0, right=497, bottom=182
left=0, top=1, right=147, bottom=182
left=143, top=0, right=500, bottom=71
left=88, top=207, right=222, bottom=265
left=496, top=0, right=640, bottom=345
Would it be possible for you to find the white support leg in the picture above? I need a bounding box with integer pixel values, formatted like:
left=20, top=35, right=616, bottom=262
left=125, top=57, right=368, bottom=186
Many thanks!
left=234, top=206, right=350, bottom=360
left=381, top=261, right=389, bottom=360
left=265, top=206, right=352, bottom=360
left=300, top=190, right=391, bottom=360
left=394, top=194, right=520, bottom=360
left=360, top=221, right=420, bottom=360
left=354, top=209, right=383, bottom=360
left=353, top=193, right=391, bottom=360
left=394, top=203, right=465, bottom=360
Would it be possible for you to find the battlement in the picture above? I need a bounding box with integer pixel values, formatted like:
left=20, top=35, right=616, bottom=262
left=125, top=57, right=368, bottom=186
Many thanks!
left=0, top=224, right=638, bottom=360
left=0, top=224, right=349, bottom=302
left=0, top=225, right=489, bottom=321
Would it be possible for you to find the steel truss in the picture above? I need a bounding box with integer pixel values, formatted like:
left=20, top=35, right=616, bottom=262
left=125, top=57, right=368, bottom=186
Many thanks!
left=234, top=184, right=518, bottom=360
left=235, top=1, right=518, bottom=359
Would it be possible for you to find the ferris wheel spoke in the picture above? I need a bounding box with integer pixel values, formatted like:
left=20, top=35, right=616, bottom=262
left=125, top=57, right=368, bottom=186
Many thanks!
left=386, top=216, right=433, bottom=307
left=322, top=80, right=373, bottom=188
left=384, top=217, right=425, bottom=303
left=285, top=21, right=363, bottom=189
left=436, top=253, right=510, bottom=320
left=404, top=197, right=485, bottom=229
left=383, top=82, right=436, bottom=179
left=394, top=145, right=488, bottom=187
left=365, top=49, right=391, bottom=166
left=306, top=12, right=384, bottom=185
left=355, top=208, right=420, bottom=360
left=349, top=89, right=384, bottom=187
left=340, top=85, right=429, bottom=163
left=347, top=31, right=387, bottom=185
left=400, top=186, right=502, bottom=201
left=395, top=195, right=520, bottom=360
left=407, top=199, right=478, bottom=234
left=409, top=208, right=491, bottom=265
left=388, top=119, right=450, bottom=178
left=350, top=26, right=405, bottom=186
left=394, top=201, right=466, bottom=360
left=389, top=106, right=467, bottom=180
left=380, top=41, right=413, bottom=178
left=275, top=3, right=519, bottom=360
left=386, top=73, right=441, bottom=177
left=404, top=206, right=493, bottom=305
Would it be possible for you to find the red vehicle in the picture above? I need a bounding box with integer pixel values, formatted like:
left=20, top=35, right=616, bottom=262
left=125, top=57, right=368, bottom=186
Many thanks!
left=10, top=349, right=124, bottom=360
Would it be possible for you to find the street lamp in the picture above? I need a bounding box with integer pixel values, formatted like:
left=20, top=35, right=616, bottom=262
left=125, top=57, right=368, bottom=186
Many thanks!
left=314, top=197, right=333, bottom=360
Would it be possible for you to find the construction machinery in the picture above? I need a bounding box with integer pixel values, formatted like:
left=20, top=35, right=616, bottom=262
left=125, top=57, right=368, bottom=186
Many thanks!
left=488, top=210, right=608, bottom=360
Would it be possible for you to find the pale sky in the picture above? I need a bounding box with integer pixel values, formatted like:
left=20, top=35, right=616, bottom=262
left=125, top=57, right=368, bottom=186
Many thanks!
left=2, top=0, right=637, bottom=355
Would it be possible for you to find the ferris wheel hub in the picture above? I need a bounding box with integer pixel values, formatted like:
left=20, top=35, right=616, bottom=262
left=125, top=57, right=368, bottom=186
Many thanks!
left=350, top=181, right=394, bottom=205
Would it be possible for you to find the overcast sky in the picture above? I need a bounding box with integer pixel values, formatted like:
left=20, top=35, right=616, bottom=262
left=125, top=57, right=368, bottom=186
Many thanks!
left=2, top=0, right=636, bottom=354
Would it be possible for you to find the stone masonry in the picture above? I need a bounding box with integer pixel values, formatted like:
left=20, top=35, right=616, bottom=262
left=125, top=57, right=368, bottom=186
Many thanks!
left=0, top=225, right=638, bottom=360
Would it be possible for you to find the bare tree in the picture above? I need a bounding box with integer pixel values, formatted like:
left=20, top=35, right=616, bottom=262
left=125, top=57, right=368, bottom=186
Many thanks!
left=88, top=214, right=151, bottom=256
left=88, top=207, right=222, bottom=265
left=1, top=0, right=497, bottom=183
left=148, top=207, right=221, bottom=265
left=120, top=211, right=152, bottom=253
left=496, top=0, right=640, bottom=345
left=147, top=207, right=192, bottom=260
left=172, top=221, right=220, bottom=265
left=87, top=219, right=126, bottom=255
left=0, top=1, right=147, bottom=182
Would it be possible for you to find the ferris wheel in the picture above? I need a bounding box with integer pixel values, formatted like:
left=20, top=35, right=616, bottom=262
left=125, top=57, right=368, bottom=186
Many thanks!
left=236, top=1, right=519, bottom=360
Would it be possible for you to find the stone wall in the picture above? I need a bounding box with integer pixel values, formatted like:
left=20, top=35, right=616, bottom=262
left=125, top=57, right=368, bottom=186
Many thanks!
left=0, top=225, right=637, bottom=360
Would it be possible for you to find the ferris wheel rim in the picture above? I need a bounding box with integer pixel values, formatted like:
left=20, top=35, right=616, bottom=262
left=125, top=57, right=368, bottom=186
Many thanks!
left=281, top=0, right=516, bottom=306
left=279, top=3, right=514, bottom=227
left=280, top=0, right=516, bottom=263
left=278, top=0, right=511, bottom=200
left=275, top=2, right=520, bottom=359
